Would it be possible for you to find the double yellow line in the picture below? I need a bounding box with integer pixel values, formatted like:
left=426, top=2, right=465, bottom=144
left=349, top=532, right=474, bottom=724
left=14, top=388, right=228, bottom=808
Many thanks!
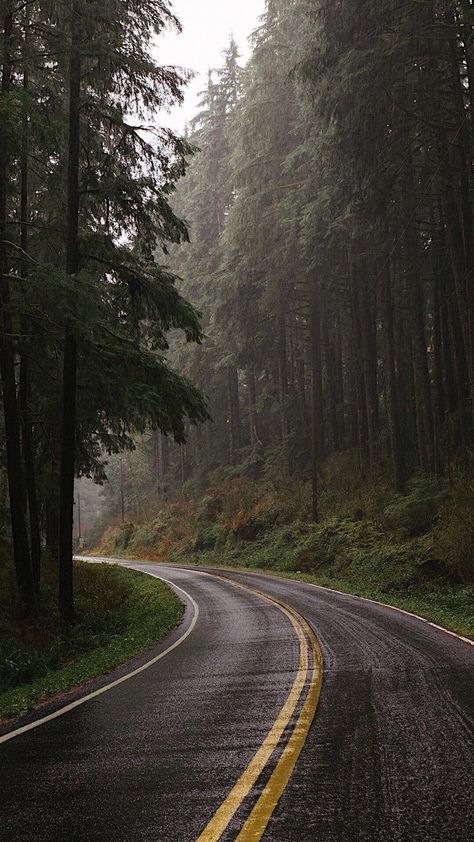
left=197, top=577, right=323, bottom=842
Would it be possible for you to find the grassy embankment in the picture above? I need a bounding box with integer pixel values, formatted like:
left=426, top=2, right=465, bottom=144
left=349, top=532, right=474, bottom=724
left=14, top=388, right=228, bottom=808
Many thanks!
left=0, top=562, right=183, bottom=721
left=95, top=455, right=474, bottom=637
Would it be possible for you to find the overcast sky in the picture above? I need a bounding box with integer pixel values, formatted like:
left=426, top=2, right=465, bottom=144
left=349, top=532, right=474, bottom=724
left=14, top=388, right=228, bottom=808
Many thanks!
left=155, top=0, right=266, bottom=132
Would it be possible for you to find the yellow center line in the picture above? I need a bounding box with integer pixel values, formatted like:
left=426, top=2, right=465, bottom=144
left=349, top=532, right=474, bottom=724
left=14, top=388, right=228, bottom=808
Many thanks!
left=236, top=616, right=323, bottom=841
left=196, top=575, right=323, bottom=842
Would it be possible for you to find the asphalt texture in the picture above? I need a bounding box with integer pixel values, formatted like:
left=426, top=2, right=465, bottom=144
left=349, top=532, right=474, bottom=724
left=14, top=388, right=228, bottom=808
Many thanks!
left=1, top=561, right=473, bottom=842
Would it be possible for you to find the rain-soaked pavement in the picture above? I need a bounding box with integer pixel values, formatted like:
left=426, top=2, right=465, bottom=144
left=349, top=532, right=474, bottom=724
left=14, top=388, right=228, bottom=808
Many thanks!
left=1, top=561, right=473, bottom=841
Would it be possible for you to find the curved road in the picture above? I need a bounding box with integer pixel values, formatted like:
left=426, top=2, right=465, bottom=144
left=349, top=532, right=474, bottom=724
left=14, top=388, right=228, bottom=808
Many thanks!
left=1, top=560, right=473, bottom=841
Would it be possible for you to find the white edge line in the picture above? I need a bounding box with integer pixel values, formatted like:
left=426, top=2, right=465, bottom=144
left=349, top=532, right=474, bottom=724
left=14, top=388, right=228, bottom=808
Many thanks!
left=0, top=567, right=199, bottom=744
left=100, top=559, right=474, bottom=648
left=164, top=560, right=474, bottom=649
left=300, top=581, right=474, bottom=647
left=80, top=557, right=474, bottom=649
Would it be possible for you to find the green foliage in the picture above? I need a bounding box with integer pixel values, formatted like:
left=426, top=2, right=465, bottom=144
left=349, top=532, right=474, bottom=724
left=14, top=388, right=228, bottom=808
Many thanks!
left=383, top=477, right=447, bottom=538
left=194, top=523, right=223, bottom=552
left=434, top=464, right=474, bottom=583
left=92, top=445, right=474, bottom=640
left=0, top=563, right=183, bottom=719
left=0, top=0, right=211, bottom=616
left=114, top=522, right=135, bottom=551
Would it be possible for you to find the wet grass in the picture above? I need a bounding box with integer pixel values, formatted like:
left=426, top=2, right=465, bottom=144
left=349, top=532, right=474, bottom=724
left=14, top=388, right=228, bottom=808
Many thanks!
left=93, top=465, right=473, bottom=640
left=0, top=562, right=183, bottom=721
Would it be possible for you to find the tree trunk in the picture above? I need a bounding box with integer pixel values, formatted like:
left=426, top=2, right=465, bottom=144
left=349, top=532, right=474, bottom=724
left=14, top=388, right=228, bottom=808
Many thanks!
left=382, top=257, right=405, bottom=494
left=45, top=437, right=61, bottom=564
left=309, top=287, right=324, bottom=521
left=247, top=366, right=261, bottom=446
left=348, top=252, right=370, bottom=464
left=405, top=164, right=435, bottom=472
left=449, top=23, right=474, bottom=422
left=19, top=46, right=41, bottom=594
left=0, top=2, right=35, bottom=611
left=227, top=365, right=241, bottom=464
left=277, top=304, right=291, bottom=471
left=430, top=200, right=446, bottom=473
left=333, top=311, right=345, bottom=447
left=19, top=355, right=41, bottom=593
left=362, top=267, right=380, bottom=453
left=447, top=290, right=469, bottom=450
left=322, top=297, right=340, bottom=451
left=58, top=0, right=81, bottom=622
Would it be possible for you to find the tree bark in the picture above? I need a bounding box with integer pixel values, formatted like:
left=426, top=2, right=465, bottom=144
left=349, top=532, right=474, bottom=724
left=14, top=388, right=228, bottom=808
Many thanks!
left=277, top=307, right=291, bottom=469
left=405, top=164, right=435, bottom=472
left=348, top=252, right=370, bottom=464
left=227, top=365, right=241, bottom=464
left=58, top=0, right=81, bottom=622
left=382, top=255, right=405, bottom=494
left=0, top=2, right=35, bottom=611
left=322, top=296, right=340, bottom=451
left=19, top=45, right=41, bottom=594
left=309, top=287, right=323, bottom=521
left=247, top=366, right=261, bottom=447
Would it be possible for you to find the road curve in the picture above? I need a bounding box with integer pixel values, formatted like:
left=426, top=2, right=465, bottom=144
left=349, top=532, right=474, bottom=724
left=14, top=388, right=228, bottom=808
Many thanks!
left=0, top=563, right=317, bottom=841
left=211, top=566, right=474, bottom=842
left=1, top=560, right=473, bottom=842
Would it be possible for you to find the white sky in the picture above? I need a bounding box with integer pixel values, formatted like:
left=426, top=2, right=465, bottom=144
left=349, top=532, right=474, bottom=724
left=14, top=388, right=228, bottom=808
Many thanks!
left=155, top=0, right=266, bottom=132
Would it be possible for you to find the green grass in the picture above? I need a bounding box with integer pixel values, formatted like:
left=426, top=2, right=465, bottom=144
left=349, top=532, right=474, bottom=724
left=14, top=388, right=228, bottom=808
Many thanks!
left=222, top=566, right=474, bottom=638
left=93, top=468, right=473, bottom=640
left=0, top=562, right=183, bottom=721
left=191, top=533, right=474, bottom=637
left=110, top=533, right=474, bottom=639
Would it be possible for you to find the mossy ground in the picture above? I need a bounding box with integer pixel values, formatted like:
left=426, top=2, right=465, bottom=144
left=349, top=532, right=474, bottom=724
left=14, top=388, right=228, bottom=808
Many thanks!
left=94, top=455, right=473, bottom=637
left=0, top=562, right=183, bottom=721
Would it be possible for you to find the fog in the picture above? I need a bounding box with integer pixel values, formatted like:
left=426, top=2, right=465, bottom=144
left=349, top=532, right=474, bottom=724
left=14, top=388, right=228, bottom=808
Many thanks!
left=155, top=0, right=266, bottom=131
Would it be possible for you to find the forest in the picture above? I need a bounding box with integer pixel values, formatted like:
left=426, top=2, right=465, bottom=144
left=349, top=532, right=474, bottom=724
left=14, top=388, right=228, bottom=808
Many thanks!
left=1, top=0, right=474, bottom=645
left=92, top=0, right=473, bottom=596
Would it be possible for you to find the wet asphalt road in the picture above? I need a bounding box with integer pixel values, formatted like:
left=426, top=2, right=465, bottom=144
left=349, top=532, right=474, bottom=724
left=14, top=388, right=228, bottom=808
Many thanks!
left=1, top=561, right=473, bottom=842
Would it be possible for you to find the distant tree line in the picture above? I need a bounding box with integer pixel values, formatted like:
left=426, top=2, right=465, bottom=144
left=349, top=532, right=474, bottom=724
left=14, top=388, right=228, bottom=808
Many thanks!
left=0, top=0, right=206, bottom=616
left=150, top=0, right=473, bottom=518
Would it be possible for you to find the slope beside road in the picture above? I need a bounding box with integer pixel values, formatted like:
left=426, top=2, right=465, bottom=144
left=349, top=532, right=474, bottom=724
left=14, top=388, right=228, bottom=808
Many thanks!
left=1, top=559, right=473, bottom=842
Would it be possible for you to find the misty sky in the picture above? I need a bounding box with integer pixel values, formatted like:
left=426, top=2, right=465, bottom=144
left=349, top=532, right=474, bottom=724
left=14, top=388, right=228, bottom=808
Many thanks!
left=155, top=0, right=266, bottom=132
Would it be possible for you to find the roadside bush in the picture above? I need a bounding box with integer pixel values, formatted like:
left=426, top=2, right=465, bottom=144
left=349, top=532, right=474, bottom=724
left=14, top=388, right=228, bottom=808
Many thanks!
left=383, top=476, right=446, bottom=538
left=316, top=453, right=392, bottom=526
left=434, top=465, right=474, bottom=583
left=114, top=521, right=135, bottom=551
left=0, top=563, right=183, bottom=720
left=194, top=523, right=223, bottom=551
left=197, top=494, right=223, bottom=522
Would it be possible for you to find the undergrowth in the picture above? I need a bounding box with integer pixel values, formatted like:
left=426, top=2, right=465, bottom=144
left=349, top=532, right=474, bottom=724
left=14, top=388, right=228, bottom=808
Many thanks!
left=0, top=562, right=183, bottom=721
left=93, top=454, right=474, bottom=636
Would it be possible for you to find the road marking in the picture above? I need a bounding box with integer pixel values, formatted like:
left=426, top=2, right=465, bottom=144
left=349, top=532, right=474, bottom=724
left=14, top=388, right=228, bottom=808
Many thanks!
left=236, top=615, right=323, bottom=841
left=302, top=582, right=474, bottom=646
left=214, top=565, right=474, bottom=648
left=0, top=572, right=199, bottom=745
left=89, top=559, right=474, bottom=646
left=196, top=574, right=323, bottom=842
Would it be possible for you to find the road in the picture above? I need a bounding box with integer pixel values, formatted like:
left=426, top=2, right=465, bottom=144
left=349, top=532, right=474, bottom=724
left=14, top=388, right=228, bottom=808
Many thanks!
left=1, top=560, right=473, bottom=842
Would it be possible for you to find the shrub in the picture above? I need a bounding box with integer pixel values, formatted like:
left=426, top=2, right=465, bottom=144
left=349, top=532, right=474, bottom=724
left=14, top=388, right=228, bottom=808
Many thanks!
left=434, top=466, right=474, bottom=583
left=114, top=521, right=135, bottom=551
left=194, top=523, right=223, bottom=552
left=383, top=477, right=447, bottom=537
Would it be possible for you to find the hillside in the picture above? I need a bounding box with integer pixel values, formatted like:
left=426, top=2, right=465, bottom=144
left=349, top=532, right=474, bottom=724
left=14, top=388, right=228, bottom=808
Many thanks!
left=94, top=457, right=474, bottom=637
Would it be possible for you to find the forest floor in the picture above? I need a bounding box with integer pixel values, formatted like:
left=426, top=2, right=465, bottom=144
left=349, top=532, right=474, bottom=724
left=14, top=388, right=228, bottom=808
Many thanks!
left=0, top=562, right=183, bottom=721
left=94, top=456, right=474, bottom=637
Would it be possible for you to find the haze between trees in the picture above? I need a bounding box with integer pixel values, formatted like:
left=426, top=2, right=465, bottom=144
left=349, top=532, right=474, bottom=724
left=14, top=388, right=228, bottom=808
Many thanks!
left=1, top=1, right=473, bottom=635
